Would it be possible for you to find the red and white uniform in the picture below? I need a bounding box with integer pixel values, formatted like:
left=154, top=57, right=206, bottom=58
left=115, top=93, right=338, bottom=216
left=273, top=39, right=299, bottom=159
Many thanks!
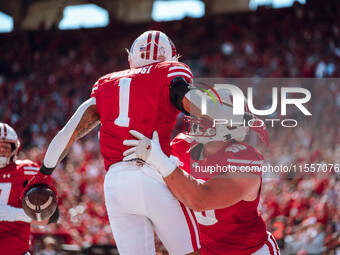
left=0, top=160, right=39, bottom=255
left=93, top=62, right=199, bottom=254
left=171, top=134, right=280, bottom=255
left=91, top=61, right=192, bottom=170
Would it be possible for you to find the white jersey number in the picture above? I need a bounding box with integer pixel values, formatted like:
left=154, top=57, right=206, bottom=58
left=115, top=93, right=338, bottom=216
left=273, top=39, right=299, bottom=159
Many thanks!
left=193, top=179, right=218, bottom=226
left=114, top=78, right=132, bottom=127
left=0, top=183, right=12, bottom=204
left=194, top=209, right=218, bottom=226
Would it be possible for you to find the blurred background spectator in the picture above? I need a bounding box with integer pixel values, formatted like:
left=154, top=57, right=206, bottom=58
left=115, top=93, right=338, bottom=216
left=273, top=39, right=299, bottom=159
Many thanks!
left=36, top=236, right=61, bottom=255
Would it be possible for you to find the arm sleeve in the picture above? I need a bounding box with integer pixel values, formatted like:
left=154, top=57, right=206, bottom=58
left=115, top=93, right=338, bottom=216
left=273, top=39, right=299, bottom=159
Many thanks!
left=165, top=62, right=193, bottom=114
left=169, top=77, right=191, bottom=114
left=43, top=97, right=97, bottom=168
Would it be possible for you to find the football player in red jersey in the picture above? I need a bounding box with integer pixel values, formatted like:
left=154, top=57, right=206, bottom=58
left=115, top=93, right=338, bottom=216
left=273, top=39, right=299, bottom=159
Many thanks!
left=0, top=123, right=59, bottom=255
left=21, top=30, right=231, bottom=254
left=123, top=89, right=281, bottom=254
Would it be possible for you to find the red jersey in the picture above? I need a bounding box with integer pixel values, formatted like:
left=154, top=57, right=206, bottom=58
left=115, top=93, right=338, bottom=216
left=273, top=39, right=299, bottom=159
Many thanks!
left=171, top=134, right=268, bottom=255
left=0, top=160, right=39, bottom=255
left=91, top=61, right=193, bottom=170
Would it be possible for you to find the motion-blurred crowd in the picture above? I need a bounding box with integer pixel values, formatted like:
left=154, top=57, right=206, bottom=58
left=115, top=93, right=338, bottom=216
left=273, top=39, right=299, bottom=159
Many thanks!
left=0, top=0, right=339, bottom=254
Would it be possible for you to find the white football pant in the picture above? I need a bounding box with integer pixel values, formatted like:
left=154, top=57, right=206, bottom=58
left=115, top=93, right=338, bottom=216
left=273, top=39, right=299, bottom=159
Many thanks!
left=104, top=161, right=200, bottom=255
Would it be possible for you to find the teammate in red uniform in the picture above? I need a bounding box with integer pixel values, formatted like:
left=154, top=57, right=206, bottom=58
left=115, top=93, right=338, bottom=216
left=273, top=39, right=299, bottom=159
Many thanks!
left=0, top=123, right=59, bottom=255
left=21, top=31, right=208, bottom=254
left=123, top=89, right=281, bottom=254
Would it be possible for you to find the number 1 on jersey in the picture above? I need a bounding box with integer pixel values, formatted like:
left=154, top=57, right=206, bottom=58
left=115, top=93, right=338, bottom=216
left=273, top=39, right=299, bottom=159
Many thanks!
left=115, top=78, right=132, bottom=127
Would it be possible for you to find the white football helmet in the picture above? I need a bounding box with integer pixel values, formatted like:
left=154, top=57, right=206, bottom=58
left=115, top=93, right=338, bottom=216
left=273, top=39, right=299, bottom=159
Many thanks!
left=127, top=30, right=178, bottom=69
left=0, top=123, right=21, bottom=168
left=183, top=88, right=250, bottom=144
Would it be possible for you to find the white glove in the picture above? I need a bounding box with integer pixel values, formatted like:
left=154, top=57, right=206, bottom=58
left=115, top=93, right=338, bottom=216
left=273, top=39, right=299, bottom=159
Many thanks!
left=123, top=130, right=176, bottom=177
left=0, top=204, right=32, bottom=223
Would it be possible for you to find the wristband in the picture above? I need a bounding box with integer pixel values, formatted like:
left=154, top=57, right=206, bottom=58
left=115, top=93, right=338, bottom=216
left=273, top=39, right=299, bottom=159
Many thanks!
left=40, top=163, right=55, bottom=175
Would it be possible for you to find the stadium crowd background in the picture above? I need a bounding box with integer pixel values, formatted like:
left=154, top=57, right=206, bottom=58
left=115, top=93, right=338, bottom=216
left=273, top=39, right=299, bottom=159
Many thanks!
left=0, top=0, right=339, bottom=254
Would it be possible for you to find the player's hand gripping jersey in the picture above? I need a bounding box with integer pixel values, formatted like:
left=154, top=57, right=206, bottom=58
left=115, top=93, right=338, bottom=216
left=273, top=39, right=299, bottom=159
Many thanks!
left=171, top=134, right=275, bottom=255
left=0, top=160, right=39, bottom=255
left=91, top=61, right=192, bottom=170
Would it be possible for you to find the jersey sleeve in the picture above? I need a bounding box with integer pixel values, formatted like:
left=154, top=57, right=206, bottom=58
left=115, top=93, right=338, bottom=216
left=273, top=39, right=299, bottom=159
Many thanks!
left=16, top=160, right=40, bottom=182
left=91, top=72, right=118, bottom=99
left=171, top=133, right=193, bottom=173
left=165, top=61, right=193, bottom=85
left=223, top=143, right=264, bottom=176
left=171, top=133, right=191, bottom=158
left=91, top=81, right=99, bottom=98
left=160, top=61, right=193, bottom=114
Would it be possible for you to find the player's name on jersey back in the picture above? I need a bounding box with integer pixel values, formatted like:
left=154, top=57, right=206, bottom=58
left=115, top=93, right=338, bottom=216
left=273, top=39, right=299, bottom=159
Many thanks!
left=110, top=65, right=153, bottom=79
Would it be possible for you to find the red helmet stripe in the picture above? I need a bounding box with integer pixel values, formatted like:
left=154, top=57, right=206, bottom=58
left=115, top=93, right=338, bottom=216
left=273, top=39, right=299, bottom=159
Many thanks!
left=145, top=32, right=152, bottom=59
left=153, top=31, right=160, bottom=60
left=168, top=37, right=176, bottom=58
left=3, top=124, right=7, bottom=137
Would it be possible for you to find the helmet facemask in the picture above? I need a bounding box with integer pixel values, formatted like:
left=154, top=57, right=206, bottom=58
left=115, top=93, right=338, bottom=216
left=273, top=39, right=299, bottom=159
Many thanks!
left=183, top=116, right=216, bottom=137
left=183, top=116, right=249, bottom=144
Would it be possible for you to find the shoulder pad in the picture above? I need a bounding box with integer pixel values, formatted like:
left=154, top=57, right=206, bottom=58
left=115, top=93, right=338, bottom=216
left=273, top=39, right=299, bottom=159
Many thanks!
left=15, top=160, right=40, bottom=174
left=168, top=62, right=193, bottom=79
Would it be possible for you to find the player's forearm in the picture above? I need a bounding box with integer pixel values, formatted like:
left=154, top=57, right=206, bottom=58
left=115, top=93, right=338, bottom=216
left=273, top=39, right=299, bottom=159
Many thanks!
left=43, top=98, right=100, bottom=171
left=55, top=104, right=100, bottom=164
left=164, top=168, right=209, bottom=212
left=165, top=169, right=260, bottom=211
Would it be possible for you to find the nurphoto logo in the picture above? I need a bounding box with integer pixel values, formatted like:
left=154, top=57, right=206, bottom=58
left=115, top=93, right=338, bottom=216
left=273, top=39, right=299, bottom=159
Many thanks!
left=198, top=84, right=312, bottom=128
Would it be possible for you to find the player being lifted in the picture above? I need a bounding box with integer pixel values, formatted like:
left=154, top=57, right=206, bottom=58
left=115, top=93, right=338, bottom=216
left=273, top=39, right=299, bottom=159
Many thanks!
left=21, top=30, right=245, bottom=255
left=123, top=89, right=281, bottom=255
left=0, top=123, right=59, bottom=255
